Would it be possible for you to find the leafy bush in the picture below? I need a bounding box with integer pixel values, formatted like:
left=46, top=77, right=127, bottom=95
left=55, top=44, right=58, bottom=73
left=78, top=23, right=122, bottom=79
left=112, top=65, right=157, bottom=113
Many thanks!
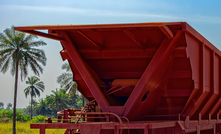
left=29, top=115, right=46, bottom=123
left=0, top=117, right=10, bottom=123
left=0, top=109, right=31, bottom=122
left=16, top=111, right=31, bottom=122
left=0, top=109, right=13, bottom=121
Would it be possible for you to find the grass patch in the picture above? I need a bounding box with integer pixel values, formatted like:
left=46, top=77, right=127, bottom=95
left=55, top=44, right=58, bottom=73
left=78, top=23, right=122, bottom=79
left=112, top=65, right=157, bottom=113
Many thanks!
left=0, top=122, right=66, bottom=134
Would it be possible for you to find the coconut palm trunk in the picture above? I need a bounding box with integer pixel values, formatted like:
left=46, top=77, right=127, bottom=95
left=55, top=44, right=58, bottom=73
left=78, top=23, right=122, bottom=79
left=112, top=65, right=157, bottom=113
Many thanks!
left=13, top=60, right=19, bottom=134
left=0, top=26, right=47, bottom=134
left=24, top=76, right=45, bottom=119
left=31, top=95, right=33, bottom=119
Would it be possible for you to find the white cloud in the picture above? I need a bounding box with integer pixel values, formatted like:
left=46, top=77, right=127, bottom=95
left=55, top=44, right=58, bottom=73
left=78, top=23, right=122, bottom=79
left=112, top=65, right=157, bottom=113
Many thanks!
left=3, top=5, right=87, bottom=13
left=1, top=4, right=221, bottom=25
left=0, top=5, right=183, bottom=20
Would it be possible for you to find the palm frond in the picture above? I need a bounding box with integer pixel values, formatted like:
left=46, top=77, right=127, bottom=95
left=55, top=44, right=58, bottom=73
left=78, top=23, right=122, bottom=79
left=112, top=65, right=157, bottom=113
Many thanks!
left=26, top=49, right=46, bottom=66
left=24, top=34, right=37, bottom=43
left=0, top=51, right=13, bottom=68
left=0, top=56, right=11, bottom=73
left=24, top=87, right=31, bottom=98
left=3, top=28, right=15, bottom=46
left=25, top=53, right=44, bottom=75
left=19, top=60, right=28, bottom=80
left=0, top=34, right=15, bottom=48
left=29, top=40, right=47, bottom=47
left=61, top=63, right=71, bottom=71
left=0, top=48, right=14, bottom=56
left=34, top=87, right=40, bottom=98
left=0, top=42, right=10, bottom=49
left=57, top=62, right=78, bottom=97
left=24, top=76, right=45, bottom=97
left=10, top=56, right=17, bottom=76
left=0, top=26, right=47, bottom=78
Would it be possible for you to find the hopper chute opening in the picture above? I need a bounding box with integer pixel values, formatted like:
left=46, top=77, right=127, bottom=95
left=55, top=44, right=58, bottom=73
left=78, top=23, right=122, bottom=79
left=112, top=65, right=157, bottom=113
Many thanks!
left=142, top=91, right=150, bottom=102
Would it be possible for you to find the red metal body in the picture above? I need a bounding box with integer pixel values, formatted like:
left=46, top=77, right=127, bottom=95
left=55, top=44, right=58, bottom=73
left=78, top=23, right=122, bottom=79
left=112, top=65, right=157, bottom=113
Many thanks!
left=15, top=22, right=221, bottom=134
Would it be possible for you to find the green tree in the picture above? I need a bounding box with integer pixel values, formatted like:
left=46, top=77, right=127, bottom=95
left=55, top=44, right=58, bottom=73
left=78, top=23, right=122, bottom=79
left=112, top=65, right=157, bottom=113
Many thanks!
left=57, top=63, right=87, bottom=107
left=24, top=76, right=45, bottom=119
left=46, top=89, right=70, bottom=111
left=0, top=26, right=46, bottom=134
left=0, top=102, right=4, bottom=109
left=34, top=98, right=51, bottom=116
left=30, top=99, right=37, bottom=106
left=6, top=103, right=12, bottom=110
left=23, top=105, right=31, bottom=115
left=57, top=63, right=77, bottom=97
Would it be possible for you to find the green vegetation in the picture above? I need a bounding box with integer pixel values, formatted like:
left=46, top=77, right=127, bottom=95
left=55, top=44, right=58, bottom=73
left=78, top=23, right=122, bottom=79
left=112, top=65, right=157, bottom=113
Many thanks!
left=34, top=98, right=50, bottom=116
left=24, top=76, right=45, bottom=119
left=0, top=26, right=87, bottom=133
left=0, top=90, right=84, bottom=121
left=0, top=122, right=66, bottom=134
left=0, top=93, right=82, bottom=133
left=46, top=89, right=70, bottom=111
left=57, top=63, right=77, bottom=97
left=29, top=115, right=46, bottom=123
left=57, top=63, right=86, bottom=106
left=0, top=26, right=47, bottom=134
left=0, top=102, right=4, bottom=110
left=0, top=109, right=30, bottom=123
left=6, top=103, right=12, bottom=110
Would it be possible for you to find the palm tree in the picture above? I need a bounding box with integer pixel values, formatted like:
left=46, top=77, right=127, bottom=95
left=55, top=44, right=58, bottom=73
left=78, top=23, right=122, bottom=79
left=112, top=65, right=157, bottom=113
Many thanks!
left=0, top=102, right=4, bottom=109
left=6, top=103, right=12, bottom=110
left=0, top=26, right=46, bottom=134
left=57, top=63, right=87, bottom=107
left=46, top=89, right=70, bottom=111
left=30, top=99, right=37, bottom=106
left=24, top=76, right=45, bottom=119
left=24, top=105, right=31, bottom=115
left=57, top=63, right=77, bottom=97
left=34, top=98, right=51, bottom=116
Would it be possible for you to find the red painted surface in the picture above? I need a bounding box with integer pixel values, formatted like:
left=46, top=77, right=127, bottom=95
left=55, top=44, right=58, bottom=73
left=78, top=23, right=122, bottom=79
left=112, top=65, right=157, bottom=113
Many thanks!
left=15, top=22, right=221, bottom=133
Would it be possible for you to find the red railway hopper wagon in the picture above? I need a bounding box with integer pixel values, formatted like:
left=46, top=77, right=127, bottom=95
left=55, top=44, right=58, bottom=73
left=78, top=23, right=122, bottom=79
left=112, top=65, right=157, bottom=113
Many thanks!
left=15, top=22, right=221, bottom=134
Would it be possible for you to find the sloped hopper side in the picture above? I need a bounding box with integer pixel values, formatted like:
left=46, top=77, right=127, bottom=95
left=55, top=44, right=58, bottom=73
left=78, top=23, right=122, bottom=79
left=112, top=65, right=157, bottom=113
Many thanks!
left=57, top=23, right=194, bottom=121
left=14, top=22, right=221, bottom=122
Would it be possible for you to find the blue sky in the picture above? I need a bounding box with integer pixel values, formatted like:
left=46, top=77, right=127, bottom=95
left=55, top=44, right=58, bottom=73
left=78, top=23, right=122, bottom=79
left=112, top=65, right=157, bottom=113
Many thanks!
left=0, top=0, right=221, bottom=108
